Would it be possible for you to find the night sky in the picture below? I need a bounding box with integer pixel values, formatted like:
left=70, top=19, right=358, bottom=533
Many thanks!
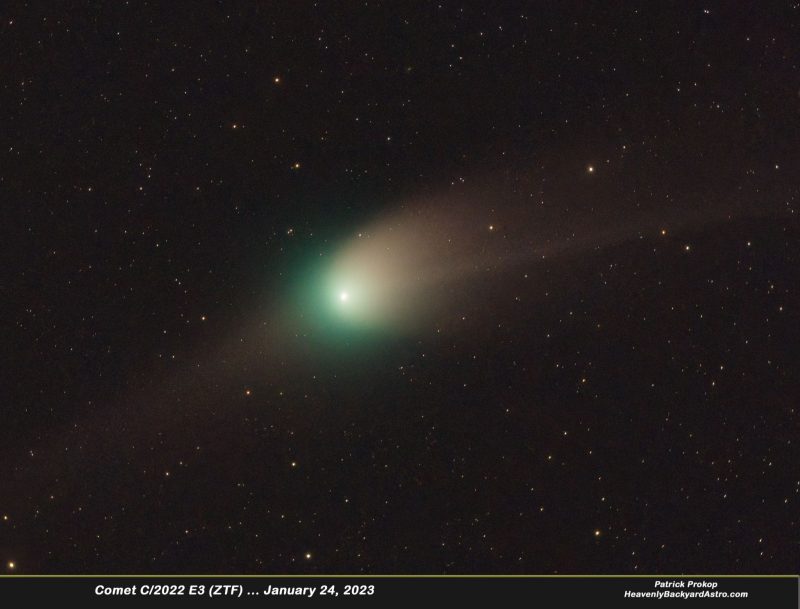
left=3, top=2, right=800, bottom=574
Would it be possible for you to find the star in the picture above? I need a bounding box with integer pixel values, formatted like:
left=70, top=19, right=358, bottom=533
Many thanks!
left=339, top=291, right=349, bottom=302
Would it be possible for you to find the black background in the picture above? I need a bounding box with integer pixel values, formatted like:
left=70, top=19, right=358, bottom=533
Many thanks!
left=2, top=2, right=800, bottom=574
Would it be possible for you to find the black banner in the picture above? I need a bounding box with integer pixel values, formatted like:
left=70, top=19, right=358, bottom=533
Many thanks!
left=0, top=576, right=796, bottom=606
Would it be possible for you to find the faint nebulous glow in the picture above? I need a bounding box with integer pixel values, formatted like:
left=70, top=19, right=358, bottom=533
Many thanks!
left=327, top=225, right=432, bottom=330
left=322, top=199, right=493, bottom=333
left=309, top=178, right=711, bottom=337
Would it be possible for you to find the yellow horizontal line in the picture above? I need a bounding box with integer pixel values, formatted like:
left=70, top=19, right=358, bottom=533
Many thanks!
left=0, top=574, right=797, bottom=578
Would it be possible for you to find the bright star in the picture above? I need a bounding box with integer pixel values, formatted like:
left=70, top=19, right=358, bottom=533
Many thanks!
left=340, top=291, right=349, bottom=302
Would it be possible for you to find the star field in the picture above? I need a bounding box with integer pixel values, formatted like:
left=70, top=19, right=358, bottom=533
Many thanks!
left=2, top=2, right=800, bottom=574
